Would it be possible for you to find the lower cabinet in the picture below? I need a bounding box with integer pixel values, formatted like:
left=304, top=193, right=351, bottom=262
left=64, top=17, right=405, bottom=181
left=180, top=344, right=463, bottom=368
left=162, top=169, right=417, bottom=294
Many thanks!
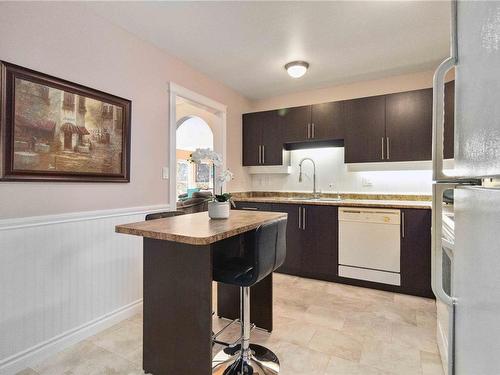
left=234, top=202, right=432, bottom=298
left=400, top=208, right=433, bottom=298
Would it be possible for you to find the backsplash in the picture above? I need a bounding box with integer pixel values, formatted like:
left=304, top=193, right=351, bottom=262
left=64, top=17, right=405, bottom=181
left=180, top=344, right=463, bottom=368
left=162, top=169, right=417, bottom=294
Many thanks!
left=249, top=147, right=433, bottom=195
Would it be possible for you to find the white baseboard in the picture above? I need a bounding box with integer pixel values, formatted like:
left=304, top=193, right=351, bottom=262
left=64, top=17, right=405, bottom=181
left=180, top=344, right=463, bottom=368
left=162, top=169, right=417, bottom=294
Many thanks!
left=0, top=300, right=143, bottom=375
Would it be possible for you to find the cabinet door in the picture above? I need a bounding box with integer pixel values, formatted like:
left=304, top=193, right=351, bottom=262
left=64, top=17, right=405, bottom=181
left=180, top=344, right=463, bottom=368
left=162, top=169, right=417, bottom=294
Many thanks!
left=301, top=205, right=338, bottom=280
left=344, top=96, right=386, bottom=163
left=261, top=111, right=284, bottom=165
left=242, top=112, right=263, bottom=166
left=444, top=80, right=455, bottom=159
left=311, top=101, right=345, bottom=140
left=280, top=105, right=311, bottom=143
left=271, top=203, right=304, bottom=275
left=385, top=88, right=433, bottom=161
left=400, top=209, right=433, bottom=298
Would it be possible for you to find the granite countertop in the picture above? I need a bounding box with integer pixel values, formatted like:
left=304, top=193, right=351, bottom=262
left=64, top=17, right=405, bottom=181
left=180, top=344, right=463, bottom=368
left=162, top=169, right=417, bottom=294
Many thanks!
left=115, top=210, right=287, bottom=245
left=232, top=192, right=432, bottom=210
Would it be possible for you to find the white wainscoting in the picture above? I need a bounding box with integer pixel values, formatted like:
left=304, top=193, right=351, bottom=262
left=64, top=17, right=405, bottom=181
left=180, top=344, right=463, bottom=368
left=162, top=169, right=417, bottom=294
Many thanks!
left=0, top=204, right=169, bottom=375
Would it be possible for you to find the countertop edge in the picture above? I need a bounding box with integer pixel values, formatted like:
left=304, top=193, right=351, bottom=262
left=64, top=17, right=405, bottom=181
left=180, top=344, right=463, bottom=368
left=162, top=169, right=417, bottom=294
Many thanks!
left=233, top=197, right=432, bottom=210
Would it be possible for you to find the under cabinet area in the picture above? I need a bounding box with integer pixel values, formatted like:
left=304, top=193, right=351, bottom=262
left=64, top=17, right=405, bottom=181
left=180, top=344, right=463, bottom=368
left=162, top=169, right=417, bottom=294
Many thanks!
left=233, top=201, right=433, bottom=298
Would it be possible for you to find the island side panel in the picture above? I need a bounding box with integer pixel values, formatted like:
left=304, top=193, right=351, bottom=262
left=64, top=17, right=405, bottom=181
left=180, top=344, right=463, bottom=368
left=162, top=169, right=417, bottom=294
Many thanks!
left=143, top=238, right=212, bottom=375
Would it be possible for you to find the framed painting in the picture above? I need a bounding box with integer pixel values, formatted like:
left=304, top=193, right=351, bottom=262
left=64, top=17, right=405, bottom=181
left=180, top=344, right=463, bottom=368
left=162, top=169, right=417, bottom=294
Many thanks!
left=0, top=61, right=131, bottom=182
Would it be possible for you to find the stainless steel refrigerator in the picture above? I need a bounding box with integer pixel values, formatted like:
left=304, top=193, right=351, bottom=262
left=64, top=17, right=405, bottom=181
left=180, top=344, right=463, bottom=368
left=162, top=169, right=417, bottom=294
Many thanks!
left=432, top=1, right=500, bottom=374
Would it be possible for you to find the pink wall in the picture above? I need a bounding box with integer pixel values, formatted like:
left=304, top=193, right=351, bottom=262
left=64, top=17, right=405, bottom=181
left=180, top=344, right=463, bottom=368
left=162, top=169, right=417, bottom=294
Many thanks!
left=0, top=2, right=251, bottom=219
left=251, top=70, right=454, bottom=111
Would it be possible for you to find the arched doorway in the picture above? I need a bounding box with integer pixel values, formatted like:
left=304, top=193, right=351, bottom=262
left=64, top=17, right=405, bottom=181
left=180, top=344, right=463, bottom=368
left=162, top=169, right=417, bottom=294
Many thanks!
left=175, top=116, right=214, bottom=200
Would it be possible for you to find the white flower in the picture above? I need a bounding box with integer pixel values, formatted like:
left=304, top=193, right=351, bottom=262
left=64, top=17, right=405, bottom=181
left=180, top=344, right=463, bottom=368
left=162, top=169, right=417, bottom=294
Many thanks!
left=212, top=152, right=223, bottom=166
left=217, top=169, right=234, bottom=183
left=190, top=148, right=223, bottom=166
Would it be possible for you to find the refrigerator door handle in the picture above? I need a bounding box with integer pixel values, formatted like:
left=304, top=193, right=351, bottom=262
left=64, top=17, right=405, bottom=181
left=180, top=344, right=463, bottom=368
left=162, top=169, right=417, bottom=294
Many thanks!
left=432, top=57, right=456, bottom=181
left=432, top=0, right=457, bottom=181
left=432, top=182, right=457, bottom=375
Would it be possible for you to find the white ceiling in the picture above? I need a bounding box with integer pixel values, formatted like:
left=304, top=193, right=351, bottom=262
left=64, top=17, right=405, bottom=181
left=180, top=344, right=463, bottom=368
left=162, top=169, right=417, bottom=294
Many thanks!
left=86, top=1, right=451, bottom=100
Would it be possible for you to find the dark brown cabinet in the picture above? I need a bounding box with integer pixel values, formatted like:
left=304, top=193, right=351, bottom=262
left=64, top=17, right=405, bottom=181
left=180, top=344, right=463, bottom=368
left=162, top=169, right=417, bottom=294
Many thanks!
left=310, top=102, right=345, bottom=140
left=269, top=203, right=305, bottom=275
left=385, top=88, right=433, bottom=162
left=242, top=110, right=283, bottom=166
left=299, top=205, right=338, bottom=281
left=281, top=102, right=344, bottom=143
left=243, top=84, right=455, bottom=165
left=280, top=106, right=311, bottom=143
left=400, top=209, right=433, bottom=298
left=344, top=95, right=386, bottom=163
left=236, top=202, right=338, bottom=280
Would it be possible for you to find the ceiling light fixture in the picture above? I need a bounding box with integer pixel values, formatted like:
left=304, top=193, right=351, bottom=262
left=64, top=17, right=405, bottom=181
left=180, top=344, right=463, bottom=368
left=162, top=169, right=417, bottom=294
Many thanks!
left=284, top=61, right=309, bottom=78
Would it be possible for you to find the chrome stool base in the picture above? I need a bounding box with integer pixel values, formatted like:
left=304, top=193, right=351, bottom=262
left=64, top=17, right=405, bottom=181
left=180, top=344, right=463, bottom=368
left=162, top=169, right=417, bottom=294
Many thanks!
left=212, top=344, right=279, bottom=374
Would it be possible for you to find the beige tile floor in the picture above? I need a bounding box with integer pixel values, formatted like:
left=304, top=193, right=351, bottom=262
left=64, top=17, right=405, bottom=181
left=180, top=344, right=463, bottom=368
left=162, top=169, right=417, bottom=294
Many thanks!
left=18, top=274, right=443, bottom=375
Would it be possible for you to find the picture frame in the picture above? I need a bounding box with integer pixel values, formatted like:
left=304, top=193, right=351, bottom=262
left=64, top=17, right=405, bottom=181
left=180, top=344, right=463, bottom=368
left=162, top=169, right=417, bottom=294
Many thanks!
left=195, top=163, right=211, bottom=183
left=0, top=61, right=131, bottom=182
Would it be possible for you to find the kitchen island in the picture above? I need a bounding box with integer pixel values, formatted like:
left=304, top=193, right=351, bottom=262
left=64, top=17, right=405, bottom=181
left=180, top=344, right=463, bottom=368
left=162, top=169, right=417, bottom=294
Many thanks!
left=115, top=210, right=287, bottom=375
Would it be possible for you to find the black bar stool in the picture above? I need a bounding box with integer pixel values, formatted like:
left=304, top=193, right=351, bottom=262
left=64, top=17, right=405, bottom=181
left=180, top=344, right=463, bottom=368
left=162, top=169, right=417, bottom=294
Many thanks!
left=212, top=217, right=287, bottom=375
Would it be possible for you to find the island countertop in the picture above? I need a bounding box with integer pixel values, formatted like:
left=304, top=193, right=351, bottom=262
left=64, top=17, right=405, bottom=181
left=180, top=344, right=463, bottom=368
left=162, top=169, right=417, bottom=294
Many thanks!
left=115, top=210, right=287, bottom=245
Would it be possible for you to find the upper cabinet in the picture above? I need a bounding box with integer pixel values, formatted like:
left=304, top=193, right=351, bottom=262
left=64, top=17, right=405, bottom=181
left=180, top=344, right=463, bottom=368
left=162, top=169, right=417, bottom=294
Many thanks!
left=385, top=88, right=433, bottom=162
left=242, top=83, right=455, bottom=166
left=344, top=96, right=386, bottom=163
left=281, top=102, right=344, bottom=143
left=311, top=101, right=345, bottom=140
left=280, top=105, right=311, bottom=143
left=242, top=110, right=283, bottom=166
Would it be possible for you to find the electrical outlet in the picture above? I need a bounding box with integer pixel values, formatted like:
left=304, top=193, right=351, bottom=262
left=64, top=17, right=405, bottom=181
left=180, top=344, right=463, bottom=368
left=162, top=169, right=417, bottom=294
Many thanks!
left=362, top=177, right=373, bottom=187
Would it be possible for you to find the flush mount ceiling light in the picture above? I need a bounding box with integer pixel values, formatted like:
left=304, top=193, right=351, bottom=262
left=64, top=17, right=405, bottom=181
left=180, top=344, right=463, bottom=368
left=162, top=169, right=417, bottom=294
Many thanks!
left=284, top=61, right=309, bottom=78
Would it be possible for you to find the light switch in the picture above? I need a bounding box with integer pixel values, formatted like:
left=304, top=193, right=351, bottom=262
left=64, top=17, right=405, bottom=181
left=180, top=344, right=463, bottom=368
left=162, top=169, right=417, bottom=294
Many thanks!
left=162, top=167, right=169, bottom=180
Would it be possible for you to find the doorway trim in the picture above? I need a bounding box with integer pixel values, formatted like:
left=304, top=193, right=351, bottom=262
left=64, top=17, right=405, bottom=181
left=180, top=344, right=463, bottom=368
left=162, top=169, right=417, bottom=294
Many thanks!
left=168, top=82, right=227, bottom=206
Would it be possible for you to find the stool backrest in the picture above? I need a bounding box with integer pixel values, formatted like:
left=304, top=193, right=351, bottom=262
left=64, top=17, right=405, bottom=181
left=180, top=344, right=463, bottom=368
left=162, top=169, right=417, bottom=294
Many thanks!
left=251, top=217, right=287, bottom=285
left=145, top=211, right=186, bottom=221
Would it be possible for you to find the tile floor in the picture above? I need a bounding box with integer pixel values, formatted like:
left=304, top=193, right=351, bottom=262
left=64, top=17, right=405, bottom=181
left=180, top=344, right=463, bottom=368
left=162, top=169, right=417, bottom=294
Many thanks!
left=18, top=274, right=443, bottom=375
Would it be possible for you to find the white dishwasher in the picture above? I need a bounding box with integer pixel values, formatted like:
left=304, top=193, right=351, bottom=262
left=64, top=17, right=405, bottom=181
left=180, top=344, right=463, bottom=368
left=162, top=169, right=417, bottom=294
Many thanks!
left=338, top=207, right=401, bottom=286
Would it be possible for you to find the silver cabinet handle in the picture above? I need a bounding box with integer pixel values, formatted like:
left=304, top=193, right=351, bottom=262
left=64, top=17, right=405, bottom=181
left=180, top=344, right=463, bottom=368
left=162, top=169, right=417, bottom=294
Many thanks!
left=386, top=137, right=390, bottom=160
left=241, top=207, right=258, bottom=210
left=258, top=145, right=261, bottom=164
left=311, top=123, right=315, bottom=139
left=298, top=206, right=302, bottom=229
left=307, top=123, right=310, bottom=139
left=302, top=207, right=306, bottom=230
left=401, top=211, right=405, bottom=238
left=381, top=137, right=385, bottom=160
left=262, top=145, right=265, bottom=164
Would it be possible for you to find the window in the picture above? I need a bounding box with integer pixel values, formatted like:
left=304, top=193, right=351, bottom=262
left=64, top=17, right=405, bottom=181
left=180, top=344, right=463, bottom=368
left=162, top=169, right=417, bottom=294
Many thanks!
left=176, top=116, right=214, bottom=199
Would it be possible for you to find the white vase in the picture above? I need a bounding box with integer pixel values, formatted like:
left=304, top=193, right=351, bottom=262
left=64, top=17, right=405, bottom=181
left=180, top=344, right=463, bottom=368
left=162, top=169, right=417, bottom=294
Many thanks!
left=208, top=201, right=230, bottom=219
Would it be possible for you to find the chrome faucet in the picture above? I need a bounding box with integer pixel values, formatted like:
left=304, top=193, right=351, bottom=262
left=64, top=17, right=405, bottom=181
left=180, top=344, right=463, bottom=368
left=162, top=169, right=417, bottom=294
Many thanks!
left=298, top=157, right=318, bottom=199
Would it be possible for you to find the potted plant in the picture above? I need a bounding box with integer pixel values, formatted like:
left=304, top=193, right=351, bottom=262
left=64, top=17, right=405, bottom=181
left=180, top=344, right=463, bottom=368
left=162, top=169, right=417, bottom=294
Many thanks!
left=189, top=149, right=234, bottom=219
